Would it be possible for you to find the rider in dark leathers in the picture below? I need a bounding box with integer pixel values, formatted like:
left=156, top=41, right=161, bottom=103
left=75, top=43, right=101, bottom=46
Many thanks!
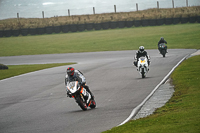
left=134, top=46, right=150, bottom=67
left=65, top=67, right=94, bottom=104
left=158, top=37, right=168, bottom=53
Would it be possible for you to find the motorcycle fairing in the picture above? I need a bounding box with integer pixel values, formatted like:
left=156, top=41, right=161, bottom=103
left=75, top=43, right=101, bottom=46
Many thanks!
left=67, top=81, right=79, bottom=94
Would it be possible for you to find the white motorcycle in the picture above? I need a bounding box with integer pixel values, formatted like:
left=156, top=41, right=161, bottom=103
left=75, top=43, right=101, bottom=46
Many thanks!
left=66, top=81, right=96, bottom=111
left=136, top=56, right=149, bottom=78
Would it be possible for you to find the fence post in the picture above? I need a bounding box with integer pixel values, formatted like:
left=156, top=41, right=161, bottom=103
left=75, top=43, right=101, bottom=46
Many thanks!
left=114, top=5, right=116, bottom=13
left=186, top=0, right=188, bottom=7
left=157, top=1, right=159, bottom=9
left=172, top=0, right=174, bottom=8
left=17, top=13, right=19, bottom=21
left=42, top=11, right=44, bottom=18
left=68, top=9, right=70, bottom=16
left=136, top=3, right=138, bottom=11
left=93, top=7, right=95, bottom=14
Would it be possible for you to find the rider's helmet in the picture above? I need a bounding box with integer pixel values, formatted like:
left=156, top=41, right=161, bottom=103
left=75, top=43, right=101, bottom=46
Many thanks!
left=139, top=46, right=145, bottom=53
left=160, top=37, right=164, bottom=41
left=67, top=67, right=75, bottom=77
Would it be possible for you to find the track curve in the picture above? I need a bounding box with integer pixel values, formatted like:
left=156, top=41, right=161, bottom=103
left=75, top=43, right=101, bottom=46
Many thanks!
left=0, top=49, right=196, bottom=133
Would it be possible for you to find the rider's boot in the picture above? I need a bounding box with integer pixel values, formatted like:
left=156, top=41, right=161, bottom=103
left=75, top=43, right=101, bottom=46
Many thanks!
left=134, top=61, right=137, bottom=67
left=86, top=92, right=91, bottom=105
left=83, top=91, right=91, bottom=105
left=84, top=86, right=94, bottom=100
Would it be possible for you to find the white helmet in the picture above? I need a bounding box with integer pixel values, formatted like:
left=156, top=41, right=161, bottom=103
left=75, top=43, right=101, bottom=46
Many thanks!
left=139, top=46, right=145, bottom=53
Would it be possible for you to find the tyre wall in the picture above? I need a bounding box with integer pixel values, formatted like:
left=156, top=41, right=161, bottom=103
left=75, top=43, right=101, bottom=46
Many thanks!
left=0, top=16, right=199, bottom=37
left=0, top=64, right=8, bottom=70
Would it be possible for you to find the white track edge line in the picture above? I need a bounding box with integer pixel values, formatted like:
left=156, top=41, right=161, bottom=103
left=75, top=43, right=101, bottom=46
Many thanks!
left=118, top=54, right=190, bottom=126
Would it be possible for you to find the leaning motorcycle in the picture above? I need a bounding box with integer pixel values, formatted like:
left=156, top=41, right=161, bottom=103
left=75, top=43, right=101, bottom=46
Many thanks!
left=137, top=56, right=149, bottom=78
left=66, top=81, right=96, bottom=111
left=158, top=43, right=167, bottom=57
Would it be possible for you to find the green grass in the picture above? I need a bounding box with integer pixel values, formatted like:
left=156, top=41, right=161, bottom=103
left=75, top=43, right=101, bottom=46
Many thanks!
left=0, top=63, right=75, bottom=80
left=103, top=55, right=200, bottom=133
left=0, top=23, right=200, bottom=56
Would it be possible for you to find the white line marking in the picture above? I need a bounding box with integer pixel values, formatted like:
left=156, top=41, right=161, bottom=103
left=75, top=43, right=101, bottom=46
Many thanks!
left=118, top=54, right=190, bottom=126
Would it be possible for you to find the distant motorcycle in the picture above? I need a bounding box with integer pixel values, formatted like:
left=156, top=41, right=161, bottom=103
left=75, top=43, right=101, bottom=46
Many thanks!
left=137, top=56, right=149, bottom=78
left=66, top=81, right=96, bottom=111
left=158, top=43, right=167, bottom=57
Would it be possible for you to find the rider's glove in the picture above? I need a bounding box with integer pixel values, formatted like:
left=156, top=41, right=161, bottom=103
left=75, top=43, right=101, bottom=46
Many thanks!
left=66, top=91, right=72, bottom=98
left=79, top=82, right=85, bottom=86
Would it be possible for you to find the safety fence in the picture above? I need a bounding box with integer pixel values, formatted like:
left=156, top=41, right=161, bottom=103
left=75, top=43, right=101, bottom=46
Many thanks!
left=0, top=15, right=199, bottom=37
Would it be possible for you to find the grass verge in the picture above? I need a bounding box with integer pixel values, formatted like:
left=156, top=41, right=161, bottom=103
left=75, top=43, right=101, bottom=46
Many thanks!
left=0, top=23, right=200, bottom=56
left=0, top=63, right=75, bottom=80
left=103, top=55, right=200, bottom=133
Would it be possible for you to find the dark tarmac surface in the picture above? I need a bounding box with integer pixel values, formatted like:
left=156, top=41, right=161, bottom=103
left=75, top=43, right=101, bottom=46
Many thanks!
left=133, top=50, right=200, bottom=120
left=0, top=49, right=197, bottom=133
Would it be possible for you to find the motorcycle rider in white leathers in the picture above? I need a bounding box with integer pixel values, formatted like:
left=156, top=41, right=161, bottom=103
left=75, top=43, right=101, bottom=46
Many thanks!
left=65, top=67, right=93, bottom=104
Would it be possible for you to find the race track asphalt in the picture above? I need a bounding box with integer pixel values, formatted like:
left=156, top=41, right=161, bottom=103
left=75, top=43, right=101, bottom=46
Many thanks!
left=0, top=49, right=196, bottom=133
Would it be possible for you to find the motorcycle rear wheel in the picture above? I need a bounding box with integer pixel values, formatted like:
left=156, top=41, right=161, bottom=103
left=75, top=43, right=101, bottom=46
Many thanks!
left=76, top=96, right=87, bottom=111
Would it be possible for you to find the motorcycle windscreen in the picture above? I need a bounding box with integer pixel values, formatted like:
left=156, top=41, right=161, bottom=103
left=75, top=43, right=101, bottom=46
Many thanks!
left=67, top=81, right=78, bottom=94
left=140, top=57, right=146, bottom=63
left=159, top=43, right=166, bottom=48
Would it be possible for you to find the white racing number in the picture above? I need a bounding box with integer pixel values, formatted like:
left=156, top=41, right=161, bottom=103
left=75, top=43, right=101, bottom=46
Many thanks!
left=67, top=81, right=77, bottom=92
left=69, top=82, right=76, bottom=90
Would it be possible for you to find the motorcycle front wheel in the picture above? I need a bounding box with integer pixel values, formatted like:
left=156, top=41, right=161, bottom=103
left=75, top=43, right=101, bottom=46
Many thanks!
left=141, top=68, right=146, bottom=78
left=76, top=96, right=87, bottom=111
left=161, top=49, right=166, bottom=57
left=89, top=99, right=96, bottom=109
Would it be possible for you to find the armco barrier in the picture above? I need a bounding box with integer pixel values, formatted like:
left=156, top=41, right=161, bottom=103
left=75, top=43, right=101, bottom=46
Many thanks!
left=0, top=16, right=199, bottom=37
